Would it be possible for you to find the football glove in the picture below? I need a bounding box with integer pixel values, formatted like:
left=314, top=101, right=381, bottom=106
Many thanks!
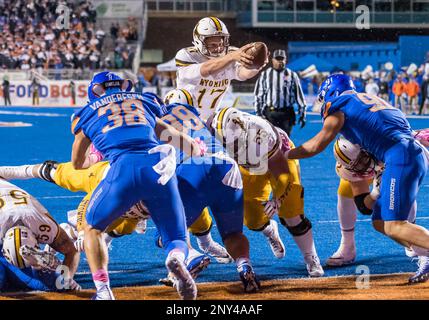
left=262, top=198, right=281, bottom=218
left=74, top=231, right=85, bottom=252
left=149, top=144, right=177, bottom=185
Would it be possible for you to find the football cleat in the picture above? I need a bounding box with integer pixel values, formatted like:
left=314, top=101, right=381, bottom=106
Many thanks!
left=159, top=252, right=211, bottom=287
left=186, top=252, right=211, bottom=279
left=409, top=256, right=429, bottom=284
left=91, top=285, right=115, bottom=300
left=305, top=255, right=325, bottom=277
left=238, top=263, right=261, bottom=293
left=326, top=245, right=356, bottom=267
left=197, top=239, right=233, bottom=264
left=264, top=220, right=286, bottom=259
left=405, top=247, right=418, bottom=258
left=166, top=256, right=197, bottom=300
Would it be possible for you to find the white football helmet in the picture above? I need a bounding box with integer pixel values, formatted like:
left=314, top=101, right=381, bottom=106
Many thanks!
left=163, top=89, right=196, bottom=107
left=192, top=17, right=230, bottom=58
left=333, top=136, right=376, bottom=176
left=210, top=107, right=264, bottom=169
left=2, top=226, right=38, bottom=269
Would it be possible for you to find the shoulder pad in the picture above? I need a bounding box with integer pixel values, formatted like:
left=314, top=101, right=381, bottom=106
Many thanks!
left=324, top=95, right=350, bottom=119
left=175, top=47, right=198, bottom=67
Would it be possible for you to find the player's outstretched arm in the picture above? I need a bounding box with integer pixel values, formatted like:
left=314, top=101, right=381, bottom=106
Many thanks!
left=50, top=227, right=80, bottom=278
left=200, top=43, right=254, bottom=77
left=237, top=51, right=269, bottom=81
left=155, top=119, right=203, bottom=157
left=268, top=149, right=291, bottom=199
left=288, top=112, right=344, bottom=159
left=72, top=130, right=92, bottom=169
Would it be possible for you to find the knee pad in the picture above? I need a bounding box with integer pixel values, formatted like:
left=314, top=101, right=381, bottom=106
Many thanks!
left=39, top=160, right=58, bottom=183
left=354, top=192, right=373, bottom=215
left=280, top=215, right=312, bottom=236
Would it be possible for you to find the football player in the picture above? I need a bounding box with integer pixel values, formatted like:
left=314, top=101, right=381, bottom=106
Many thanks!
left=0, top=160, right=224, bottom=280
left=175, top=16, right=266, bottom=121
left=328, top=135, right=429, bottom=283
left=286, top=74, right=429, bottom=283
left=160, top=89, right=261, bottom=292
left=70, top=71, right=203, bottom=300
left=0, top=177, right=80, bottom=291
left=206, top=107, right=324, bottom=277
left=326, top=136, right=380, bottom=266
left=163, top=89, right=233, bottom=263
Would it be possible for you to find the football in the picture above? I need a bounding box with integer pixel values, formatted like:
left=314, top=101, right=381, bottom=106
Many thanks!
left=245, top=42, right=268, bottom=69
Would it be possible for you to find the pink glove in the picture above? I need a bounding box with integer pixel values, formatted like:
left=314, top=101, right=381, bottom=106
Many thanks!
left=415, top=129, right=429, bottom=145
left=193, top=137, right=208, bottom=156
left=88, top=144, right=104, bottom=164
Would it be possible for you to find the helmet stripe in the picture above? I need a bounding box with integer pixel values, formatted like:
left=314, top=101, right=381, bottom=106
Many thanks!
left=14, top=228, right=24, bottom=268
left=335, top=140, right=351, bottom=164
left=216, top=107, right=229, bottom=139
left=209, top=17, right=222, bottom=32
left=180, top=89, right=193, bottom=106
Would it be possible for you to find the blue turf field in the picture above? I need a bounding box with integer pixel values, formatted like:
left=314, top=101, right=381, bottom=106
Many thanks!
left=1, top=107, right=429, bottom=289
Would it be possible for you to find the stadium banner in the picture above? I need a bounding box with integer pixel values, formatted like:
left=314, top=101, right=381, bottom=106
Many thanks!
left=0, top=80, right=90, bottom=107
left=93, top=0, right=144, bottom=18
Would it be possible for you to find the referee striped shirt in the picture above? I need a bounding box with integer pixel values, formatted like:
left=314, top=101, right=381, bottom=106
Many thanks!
left=254, top=67, right=306, bottom=116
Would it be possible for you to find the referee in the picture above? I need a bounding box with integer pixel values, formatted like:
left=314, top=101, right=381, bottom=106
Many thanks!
left=254, top=49, right=307, bottom=136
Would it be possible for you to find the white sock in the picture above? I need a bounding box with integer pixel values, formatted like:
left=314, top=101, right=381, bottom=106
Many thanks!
left=235, top=257, right=250, bottom=269
left=285, top=216, right=317, bottom=258
left=94, top=279, right=109, bottom=288
left=187, top=247, right=202, bottom=261
left=261, top=220, right=274, bottom=237
left=338, top=196, right=357, bottom=248
left=168, top=249, right=186, bottom=263
left=411, top=245, right=429, bottom=257
left=196, top=232, right=214, bottom=249
left=1, top=165, right=36, bottom=179
left=49, top=167, right=57, bottom=180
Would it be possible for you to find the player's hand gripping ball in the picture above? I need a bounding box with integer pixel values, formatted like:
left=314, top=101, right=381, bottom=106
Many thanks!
left=244, top=42, right=269, bottom=70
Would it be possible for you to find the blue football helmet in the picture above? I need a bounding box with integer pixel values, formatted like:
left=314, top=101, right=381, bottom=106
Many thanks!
left=88, top=71, right=133, bottom=102
left=315, top=74, right=356, bottom=118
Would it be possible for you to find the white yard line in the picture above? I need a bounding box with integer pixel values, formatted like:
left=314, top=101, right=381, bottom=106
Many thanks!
left=0, top=110, right=67, bottom=117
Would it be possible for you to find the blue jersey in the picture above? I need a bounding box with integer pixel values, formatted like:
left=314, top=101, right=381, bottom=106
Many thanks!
left=161, top=103, right=224, bottom=163
left=72, top=92, right=163, bottom=161
left=325, top=92, right=413, bottom=161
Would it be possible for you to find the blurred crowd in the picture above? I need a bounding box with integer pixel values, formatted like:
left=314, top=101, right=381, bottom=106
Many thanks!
left=301, top=55, right=429, bottom=115
left=109, top=18, right=139, bottom=70
left=0, top=0, right=139, bottom=72
left=134, top=66, right=176, bottom=94
left=0, top=0, right=104, bottom=70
